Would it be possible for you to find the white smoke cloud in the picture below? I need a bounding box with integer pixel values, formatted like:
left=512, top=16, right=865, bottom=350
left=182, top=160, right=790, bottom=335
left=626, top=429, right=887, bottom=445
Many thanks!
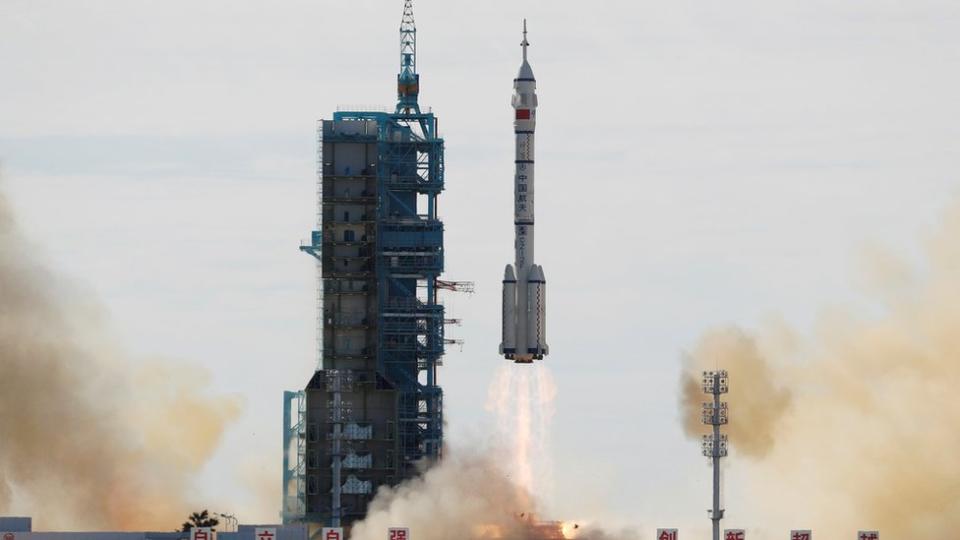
left=679, top=200, right=960, bottom=538
left=0, top=180, right=243, bottom=530
left=351, top=364, right=641, bottom=540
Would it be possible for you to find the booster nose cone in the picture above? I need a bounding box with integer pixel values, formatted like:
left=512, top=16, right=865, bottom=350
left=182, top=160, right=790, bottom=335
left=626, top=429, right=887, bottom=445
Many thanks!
left=503, top=265, right=517, bottom=281
left=528, top=264, right=545, bottom=282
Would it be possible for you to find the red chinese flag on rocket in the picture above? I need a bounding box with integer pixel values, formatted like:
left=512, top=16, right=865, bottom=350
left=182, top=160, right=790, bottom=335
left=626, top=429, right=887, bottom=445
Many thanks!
left=515, top=109, right=531, bottom=120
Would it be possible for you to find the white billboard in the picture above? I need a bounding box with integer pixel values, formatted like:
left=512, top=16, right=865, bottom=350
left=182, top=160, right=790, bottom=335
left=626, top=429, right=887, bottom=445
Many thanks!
left=656, top=529, right=678, bottom=540
left=255, top=528, right=276, bottom=540
left=190, top=528, right=214, bottom=540
left=388, top=528, right=409, bottom=540
left=321, top=528, right=343, bottom=540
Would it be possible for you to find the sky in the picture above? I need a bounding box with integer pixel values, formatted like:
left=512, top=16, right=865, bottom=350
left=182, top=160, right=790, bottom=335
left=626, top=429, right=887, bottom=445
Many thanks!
left=1, top=0, right=959, bottom=532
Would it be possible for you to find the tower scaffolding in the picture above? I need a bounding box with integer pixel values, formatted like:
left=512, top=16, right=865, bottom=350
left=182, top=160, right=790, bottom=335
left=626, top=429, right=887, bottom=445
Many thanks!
left=284, top=0, right=457, bottom=529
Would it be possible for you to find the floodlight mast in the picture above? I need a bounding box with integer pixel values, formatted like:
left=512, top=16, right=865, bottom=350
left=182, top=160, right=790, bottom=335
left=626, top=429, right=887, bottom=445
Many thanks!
left=701, top=370, right=729, bottom=540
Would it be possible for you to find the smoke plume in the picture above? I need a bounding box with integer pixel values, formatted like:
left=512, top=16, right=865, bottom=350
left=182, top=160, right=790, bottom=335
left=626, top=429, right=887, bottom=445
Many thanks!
left=352, top=366, right=557, bottom=540
left=349, top=441, right=638, bottom=540
left=0, top=184, right=243, bottom=530
left=679, top=200, right=960, bottom=537
left=679, top=328, right=792, bottom=458
left=350, top=364, right=641, bottom=540
left=349, top=454, right=538, bottom=540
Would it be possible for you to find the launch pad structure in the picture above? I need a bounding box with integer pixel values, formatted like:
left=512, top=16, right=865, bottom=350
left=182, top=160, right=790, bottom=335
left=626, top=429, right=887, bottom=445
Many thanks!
left=282, top=0, right=463, bottom=529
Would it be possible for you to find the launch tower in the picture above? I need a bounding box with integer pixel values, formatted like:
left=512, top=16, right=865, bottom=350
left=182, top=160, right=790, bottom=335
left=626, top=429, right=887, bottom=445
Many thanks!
left=283, top=0, right=450, bottom=528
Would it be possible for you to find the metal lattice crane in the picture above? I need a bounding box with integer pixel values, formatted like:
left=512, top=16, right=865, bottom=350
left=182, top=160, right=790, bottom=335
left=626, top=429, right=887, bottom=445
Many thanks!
left=396, top=0, right=420, bottom=114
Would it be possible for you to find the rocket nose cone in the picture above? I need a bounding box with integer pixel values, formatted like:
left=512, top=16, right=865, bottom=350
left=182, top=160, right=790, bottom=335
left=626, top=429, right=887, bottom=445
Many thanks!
left=503, top=264, right=517, bottom=281
left=517, top=61, right=535, bottom=81
left=528, top=265, right=545, bottom=282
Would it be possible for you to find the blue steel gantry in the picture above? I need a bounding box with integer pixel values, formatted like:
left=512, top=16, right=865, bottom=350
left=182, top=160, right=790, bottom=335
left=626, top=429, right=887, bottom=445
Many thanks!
left=283, top=0, right=450, bottom=529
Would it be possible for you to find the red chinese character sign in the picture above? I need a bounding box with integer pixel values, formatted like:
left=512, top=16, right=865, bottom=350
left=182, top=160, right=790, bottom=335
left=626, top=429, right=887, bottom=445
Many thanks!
left=191, top=527, right=213, bottom=540
left=790, top=530, right=812, bottom=540
left=388, top=528, right=409, bottom=540
left=255, top=528, right=276, bottom=540
left=656, top=529, right=678, bottom=540
left=724, top=529, right=745, bottom=540
left=857, top=532, right=878, bottom=540
left=322, top=528, right=343, bottom=540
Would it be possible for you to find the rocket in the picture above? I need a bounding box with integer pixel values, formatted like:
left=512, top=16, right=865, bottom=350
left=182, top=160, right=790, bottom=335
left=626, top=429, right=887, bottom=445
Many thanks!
left=500, top=20, right=548, bottom=364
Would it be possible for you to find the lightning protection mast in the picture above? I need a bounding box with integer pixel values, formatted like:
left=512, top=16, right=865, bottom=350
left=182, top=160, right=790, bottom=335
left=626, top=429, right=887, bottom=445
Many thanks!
left=396, top=0, right=418, bottom=114
left=701, top=370, right=729, bottom=540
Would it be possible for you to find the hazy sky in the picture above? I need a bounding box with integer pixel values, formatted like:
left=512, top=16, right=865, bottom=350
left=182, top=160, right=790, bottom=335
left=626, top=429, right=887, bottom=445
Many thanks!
left=1, top=0, right=959, bottom=532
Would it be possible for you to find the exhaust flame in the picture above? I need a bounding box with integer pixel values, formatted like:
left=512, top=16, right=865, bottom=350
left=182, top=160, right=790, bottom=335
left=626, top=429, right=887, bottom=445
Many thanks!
left=0, top=183, right=242, bottom=530
left=560, top=521, right=581, bottom=539
left=679, top=199, right=960, bottom=538
left=486, top=364, right=557, bottom=506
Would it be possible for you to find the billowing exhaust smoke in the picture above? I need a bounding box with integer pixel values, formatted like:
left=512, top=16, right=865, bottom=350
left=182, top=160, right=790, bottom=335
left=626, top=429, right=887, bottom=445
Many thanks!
left=679, top=200, right=960, bottom=537
left=349, top=454, right=537, bottom=540
left=349, top=363, right=640, bottom=540
left=351, top=366, right=558, bottom=540
left=0, top=183, right=242, bottom=530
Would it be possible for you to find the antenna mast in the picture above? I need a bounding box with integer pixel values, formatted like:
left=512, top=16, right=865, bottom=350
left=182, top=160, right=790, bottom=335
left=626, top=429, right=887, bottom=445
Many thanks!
left=396, top=0, right=420, bottom=114
left=521, top=18, right=529, bottom=61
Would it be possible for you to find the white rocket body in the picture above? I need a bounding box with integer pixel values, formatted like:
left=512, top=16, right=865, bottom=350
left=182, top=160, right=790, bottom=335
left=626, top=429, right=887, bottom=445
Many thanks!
left=500, top=22, right=548, bottom=363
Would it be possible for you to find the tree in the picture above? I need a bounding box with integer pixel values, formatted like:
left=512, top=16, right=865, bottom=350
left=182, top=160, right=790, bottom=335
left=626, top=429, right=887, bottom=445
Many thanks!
left=181, top=510, right=220, bottom=532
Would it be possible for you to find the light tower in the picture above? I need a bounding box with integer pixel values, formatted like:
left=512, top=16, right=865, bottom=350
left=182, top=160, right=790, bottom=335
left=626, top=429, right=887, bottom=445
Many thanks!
left=701, top=370, right=729, bottom=540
